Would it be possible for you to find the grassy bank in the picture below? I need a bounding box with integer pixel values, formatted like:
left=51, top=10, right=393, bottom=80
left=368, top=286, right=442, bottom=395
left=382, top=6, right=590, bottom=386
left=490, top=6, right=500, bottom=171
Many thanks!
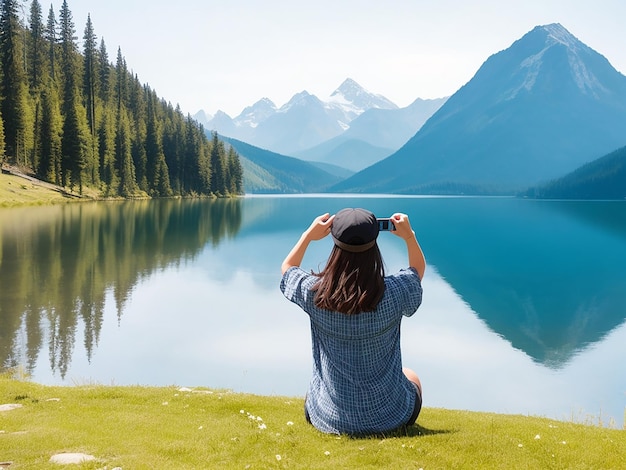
left=0, top=377, right=624, bottom=469
left=0, top=171, right=81, bottom=208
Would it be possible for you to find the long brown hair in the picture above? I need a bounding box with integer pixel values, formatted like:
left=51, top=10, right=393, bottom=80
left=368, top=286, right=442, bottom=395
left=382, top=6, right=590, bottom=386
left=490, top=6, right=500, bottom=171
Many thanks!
left=312, top=244, right=385, bottom=315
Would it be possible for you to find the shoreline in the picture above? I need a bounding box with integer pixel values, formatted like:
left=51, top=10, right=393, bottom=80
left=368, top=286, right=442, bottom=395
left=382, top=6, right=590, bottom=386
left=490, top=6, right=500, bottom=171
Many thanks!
left=9, top=372, right=625, bottom=431
left=1, top=376, right=624, bottom=468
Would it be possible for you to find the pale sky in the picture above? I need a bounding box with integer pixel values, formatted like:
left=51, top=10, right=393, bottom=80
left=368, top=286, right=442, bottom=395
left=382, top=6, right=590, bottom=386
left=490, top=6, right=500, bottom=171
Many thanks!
left=53, top=0, right=626, bottom=118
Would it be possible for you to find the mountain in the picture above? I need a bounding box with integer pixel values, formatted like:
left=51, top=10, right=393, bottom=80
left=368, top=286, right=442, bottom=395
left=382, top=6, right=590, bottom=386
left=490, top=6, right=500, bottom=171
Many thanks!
left=220, top=136, right=343, bottom=193
left=325, top=77, right=398, bottom=126
left=201, top=79, right=443, bottom=164
left=331, top=23, right=626, bottom=194
left=294, top=97, right=447, bottom=171
left=247, top=91, right=345, bottom=155
left=523, top=145, right=626, bottom=199
left=192, top=109, right=212, bottom=128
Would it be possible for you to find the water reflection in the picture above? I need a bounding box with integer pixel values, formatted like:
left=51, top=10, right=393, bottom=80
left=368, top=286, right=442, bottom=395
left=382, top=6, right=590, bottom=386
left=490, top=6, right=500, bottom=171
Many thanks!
left=234, top=196, right=626, bottom=367
left=1, top=196, right=625, bottom=427
left=0, top=198, right=242, bottom=378
left=403, top=198, right=626, bottom=367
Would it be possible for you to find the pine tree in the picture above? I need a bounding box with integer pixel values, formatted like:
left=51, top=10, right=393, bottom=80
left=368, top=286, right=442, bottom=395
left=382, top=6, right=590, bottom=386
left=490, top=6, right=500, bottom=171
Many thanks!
left=83, top=15, right=97, bottom=134
left=59, top=0, right=88, bottom=190
left=209, top=131, right=227, bottom=196
left=37, top=81, right=62, bottom=183
left=162, top=103, right=184, bottom=193
left=98, top=106, right=117, bottom=194
left=27, top=0, right=47, bottom=93
left=129, top=74, right=147, bottom=191
left=82, top=14, right=99, bottom=185
left=116, top=107, right=137, bottom=196
left=114, top=47, right=127, bottom=111
left=227, top=146, right=243, bottom=194
left=145, top=89, right=171, bottom=196
left=97, top=38, right=110, bottom=102
left=44, top=5, right=57, bottom=82
left=0, top=0, right=30, bottom=165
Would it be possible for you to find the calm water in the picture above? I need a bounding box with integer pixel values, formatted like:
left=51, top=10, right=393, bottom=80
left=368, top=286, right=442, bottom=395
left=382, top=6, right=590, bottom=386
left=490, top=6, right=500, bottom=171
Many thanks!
left=1, top=196, right=625, bottom=428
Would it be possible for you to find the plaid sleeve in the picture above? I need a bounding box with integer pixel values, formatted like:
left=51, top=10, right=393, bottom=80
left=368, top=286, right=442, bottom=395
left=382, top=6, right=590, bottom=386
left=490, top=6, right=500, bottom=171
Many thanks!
left=280, top=266, right=317, bottom=310
left=386, top=267, right=423, bottom=317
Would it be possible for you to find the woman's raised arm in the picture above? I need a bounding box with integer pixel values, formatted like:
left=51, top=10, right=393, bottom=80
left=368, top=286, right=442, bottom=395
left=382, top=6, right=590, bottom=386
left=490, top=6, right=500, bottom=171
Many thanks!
left=281, top=213, right=335, bottom=274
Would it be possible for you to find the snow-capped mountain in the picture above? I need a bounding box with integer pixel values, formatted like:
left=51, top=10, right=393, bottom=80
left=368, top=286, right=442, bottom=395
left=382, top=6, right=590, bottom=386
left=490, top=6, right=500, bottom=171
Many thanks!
left=234, top=97, right=277, bottom=129
left=324, top=78, right=398, bottom=129
left=200, top=78, right=444, bottom=164
left=333, top=23, right=626, bottom=194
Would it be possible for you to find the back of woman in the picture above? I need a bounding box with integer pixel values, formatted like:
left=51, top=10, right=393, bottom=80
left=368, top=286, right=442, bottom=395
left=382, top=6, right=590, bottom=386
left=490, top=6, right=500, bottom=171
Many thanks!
left=280, top=208, right=426, bottom=435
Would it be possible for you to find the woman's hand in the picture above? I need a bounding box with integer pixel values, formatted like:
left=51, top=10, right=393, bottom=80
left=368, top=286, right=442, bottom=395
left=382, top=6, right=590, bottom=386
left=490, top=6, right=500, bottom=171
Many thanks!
left=390, top=213, right=414, bottom=240
left=304, top=213, right=335, bottom=241
left=281, top=212, right=335, bottom=274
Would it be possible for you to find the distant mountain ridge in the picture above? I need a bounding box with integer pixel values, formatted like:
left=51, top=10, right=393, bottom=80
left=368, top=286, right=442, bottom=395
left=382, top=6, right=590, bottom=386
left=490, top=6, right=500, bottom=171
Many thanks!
left=294, top=97, right=447, bottom=171
left=197, top=79, right=446, bottom=170
left=331, top=23, right=626, bottom=194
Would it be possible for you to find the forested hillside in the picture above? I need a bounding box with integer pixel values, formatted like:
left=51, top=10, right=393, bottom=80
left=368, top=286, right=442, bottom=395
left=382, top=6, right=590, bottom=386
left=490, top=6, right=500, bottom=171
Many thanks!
left=0, top=0, right=243, bottom=198
left=222, top=136, right=343, bottom=193
left=523, top=146, right=626, bottom=199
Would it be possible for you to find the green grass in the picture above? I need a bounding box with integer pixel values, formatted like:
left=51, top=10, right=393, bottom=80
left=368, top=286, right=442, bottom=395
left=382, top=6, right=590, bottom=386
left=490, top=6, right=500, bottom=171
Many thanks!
left=0, top=172, right=76, bottom=207
left=0, top=376, right=624, bottom=469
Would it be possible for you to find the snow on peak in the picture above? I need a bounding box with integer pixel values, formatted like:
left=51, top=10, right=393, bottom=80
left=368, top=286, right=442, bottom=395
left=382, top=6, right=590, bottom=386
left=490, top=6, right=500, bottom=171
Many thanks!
left=234, top=98, right=277, bottom=128
left=541, top=23, right=578, bottom=49
left=324, top=78, right=398, bottom=125
left=328, top=78, right=396, bottom=110
left=507, top=24, right=608, bottom=99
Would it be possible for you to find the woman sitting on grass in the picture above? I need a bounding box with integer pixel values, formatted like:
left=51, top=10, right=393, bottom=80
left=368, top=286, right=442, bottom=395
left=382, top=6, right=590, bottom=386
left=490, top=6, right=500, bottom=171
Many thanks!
left=280, top=208, right=426, bottom=435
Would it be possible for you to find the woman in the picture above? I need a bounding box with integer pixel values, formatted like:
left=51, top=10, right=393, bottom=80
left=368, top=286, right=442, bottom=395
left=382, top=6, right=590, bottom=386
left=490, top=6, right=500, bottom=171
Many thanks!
left=280, top=208, right=426, bottom=435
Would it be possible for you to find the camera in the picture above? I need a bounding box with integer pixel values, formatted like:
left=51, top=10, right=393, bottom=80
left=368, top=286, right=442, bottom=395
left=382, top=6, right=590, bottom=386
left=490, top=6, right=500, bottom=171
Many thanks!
left=377, top=218, right=395, bottom=231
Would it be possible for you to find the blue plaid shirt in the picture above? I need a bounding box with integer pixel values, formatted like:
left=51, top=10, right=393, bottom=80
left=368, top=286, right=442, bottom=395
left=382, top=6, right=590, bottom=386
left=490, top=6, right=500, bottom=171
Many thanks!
left=280, top=266, right=423, bottom=435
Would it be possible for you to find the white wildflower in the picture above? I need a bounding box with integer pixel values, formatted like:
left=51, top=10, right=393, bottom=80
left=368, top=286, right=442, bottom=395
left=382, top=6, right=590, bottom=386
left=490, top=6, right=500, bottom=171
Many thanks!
left=161, top=401, right=169, bottom=406
left=275, top=455, right=282, bottom=461
left=535, top=434, right=541, bottom=440
left=198, top=426, right=203, bottom=430
left=240, top=410, right=245, bottom=414
left=287, top=421, right=294, bottom=426
left=258, top=423, right=267, bottom=430
left=256, top=416, right=263, bottom=421
left=324, top=451, right=330, bottom=456
left=518, top=443, right=523, bottom=448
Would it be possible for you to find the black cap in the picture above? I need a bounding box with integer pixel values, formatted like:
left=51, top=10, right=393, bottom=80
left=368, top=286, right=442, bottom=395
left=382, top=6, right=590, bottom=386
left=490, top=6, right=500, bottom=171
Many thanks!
left=331, top=208, right=379, bottom=253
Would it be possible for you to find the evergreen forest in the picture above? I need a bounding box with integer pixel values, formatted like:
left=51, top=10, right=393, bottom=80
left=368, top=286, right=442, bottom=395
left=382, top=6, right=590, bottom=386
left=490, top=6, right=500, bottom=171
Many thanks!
left=0, top=0, right=243, bottom=198
left=523, top=146, right=626, bottom=200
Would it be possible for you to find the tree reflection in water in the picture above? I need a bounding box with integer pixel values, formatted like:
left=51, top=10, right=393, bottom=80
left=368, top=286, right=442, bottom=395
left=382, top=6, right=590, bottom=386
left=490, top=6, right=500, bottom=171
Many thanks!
left=0, top=198, right=242, bottom=378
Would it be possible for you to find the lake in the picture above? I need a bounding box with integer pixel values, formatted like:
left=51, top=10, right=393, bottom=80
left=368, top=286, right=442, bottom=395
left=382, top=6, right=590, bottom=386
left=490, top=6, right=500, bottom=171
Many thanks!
left=1, top=195, right=625, bottom=428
